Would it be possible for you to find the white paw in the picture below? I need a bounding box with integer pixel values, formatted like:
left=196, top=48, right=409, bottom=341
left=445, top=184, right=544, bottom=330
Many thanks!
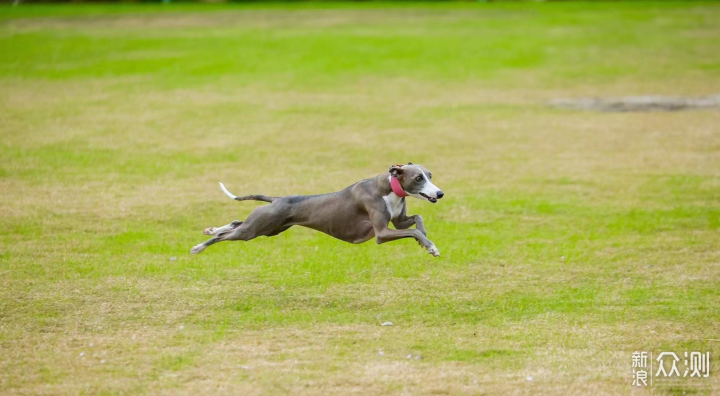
left=427, top=245, right=440, bottom=257
left=190, top=244, right=206, bottom=255
left=203, top=227, right=216, bottom=235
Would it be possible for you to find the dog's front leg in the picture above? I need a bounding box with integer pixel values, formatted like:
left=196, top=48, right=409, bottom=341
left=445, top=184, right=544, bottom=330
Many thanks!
left=369, top=208, right=439, bottom=257
left=392, top=214, right=427, bottom=236
left=376, top=227, right=439, bottom=257
left=391, top=204, right=427, bottom=236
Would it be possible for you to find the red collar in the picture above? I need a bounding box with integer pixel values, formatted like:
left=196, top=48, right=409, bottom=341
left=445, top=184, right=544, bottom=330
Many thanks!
left=390, top=176, right=408, bottom=197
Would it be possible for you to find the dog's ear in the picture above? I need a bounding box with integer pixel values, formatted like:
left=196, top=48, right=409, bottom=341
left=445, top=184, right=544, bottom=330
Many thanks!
left=407, top=161, right=413, bottom=165
left=389, top=164, right=404, bottom=178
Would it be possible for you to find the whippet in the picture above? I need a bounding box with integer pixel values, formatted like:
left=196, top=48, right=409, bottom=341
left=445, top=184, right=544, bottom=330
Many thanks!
left=191, top=163, right=444, bottom=256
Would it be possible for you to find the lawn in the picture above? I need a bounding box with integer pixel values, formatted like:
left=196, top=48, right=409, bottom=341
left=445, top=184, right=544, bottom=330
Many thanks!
left=1, top=2, right=719, bottom=395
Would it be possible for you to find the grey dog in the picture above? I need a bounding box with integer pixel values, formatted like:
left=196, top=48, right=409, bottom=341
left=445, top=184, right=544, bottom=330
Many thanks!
left=191, top=163, right=444, bottom=256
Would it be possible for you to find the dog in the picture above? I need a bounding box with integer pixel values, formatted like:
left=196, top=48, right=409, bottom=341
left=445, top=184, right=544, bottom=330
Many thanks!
left=191, top=163, right=444, bottom=256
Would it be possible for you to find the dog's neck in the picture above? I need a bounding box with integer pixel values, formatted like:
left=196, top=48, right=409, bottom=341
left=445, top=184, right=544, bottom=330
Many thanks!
left=388, top=176, right=408, bottom=197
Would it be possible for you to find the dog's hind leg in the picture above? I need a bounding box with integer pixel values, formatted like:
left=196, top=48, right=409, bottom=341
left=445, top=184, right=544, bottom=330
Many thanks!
left=191, top=236, right=220, bottom=255
left=203, top=220, right=243, bottom=236
left=191, top=204, right=291, bottom=255
left=192, top=221, right=243, bottom=254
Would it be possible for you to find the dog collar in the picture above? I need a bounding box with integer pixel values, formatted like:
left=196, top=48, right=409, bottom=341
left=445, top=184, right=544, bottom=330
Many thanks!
left=390, top=176, right=408, bottom=197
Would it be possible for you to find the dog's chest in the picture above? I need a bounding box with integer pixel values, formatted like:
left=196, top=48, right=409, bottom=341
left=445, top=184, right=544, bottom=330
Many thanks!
left=382, top=194, right=405, bottom=219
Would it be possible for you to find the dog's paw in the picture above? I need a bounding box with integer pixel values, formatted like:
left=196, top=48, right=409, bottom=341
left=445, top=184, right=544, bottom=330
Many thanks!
left=190, top=244, right=206, bottom=255
left=427, top=245, right=440, bottom=257
left=203, top=227, right=216, bottom=236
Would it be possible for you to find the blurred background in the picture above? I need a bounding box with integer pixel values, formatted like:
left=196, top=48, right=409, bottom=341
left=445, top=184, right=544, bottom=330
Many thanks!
left=1, top=1, right=719, bottom=395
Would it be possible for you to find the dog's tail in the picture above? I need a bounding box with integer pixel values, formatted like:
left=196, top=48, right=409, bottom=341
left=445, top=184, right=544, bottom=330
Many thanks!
left=218, top=182, right=278, bottom=203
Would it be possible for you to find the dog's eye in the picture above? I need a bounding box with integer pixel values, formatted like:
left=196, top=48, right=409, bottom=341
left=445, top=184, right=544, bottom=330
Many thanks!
left=415, top=176, right=423, bottom=182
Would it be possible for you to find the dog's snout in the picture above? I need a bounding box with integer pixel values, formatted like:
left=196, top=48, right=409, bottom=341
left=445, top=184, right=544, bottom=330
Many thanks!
left=436, top=191, right=444, bottom=199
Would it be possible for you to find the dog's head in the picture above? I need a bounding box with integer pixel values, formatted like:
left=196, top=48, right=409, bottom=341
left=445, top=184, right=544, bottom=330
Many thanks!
left=388, top=162, right=444, bottom=203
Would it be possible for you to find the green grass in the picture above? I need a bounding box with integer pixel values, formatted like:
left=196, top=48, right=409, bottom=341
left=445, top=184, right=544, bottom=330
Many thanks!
left=1, top=2, right=720, bottom=395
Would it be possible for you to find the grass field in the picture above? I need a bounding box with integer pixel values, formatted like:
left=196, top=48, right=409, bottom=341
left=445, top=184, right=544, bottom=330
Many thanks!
left=1, top=2, right=720, bottom=395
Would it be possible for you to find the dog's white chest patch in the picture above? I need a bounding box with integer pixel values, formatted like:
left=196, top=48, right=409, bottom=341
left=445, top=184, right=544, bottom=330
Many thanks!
left=383, top=193, right=404, bottom=219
